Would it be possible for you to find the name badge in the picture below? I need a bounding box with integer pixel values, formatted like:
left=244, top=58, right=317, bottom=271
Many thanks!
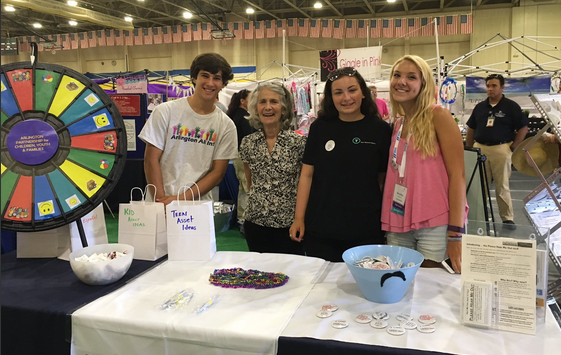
left=486, top=116, right=495, bottom=127
left=391, top=184, right=407, bottom=216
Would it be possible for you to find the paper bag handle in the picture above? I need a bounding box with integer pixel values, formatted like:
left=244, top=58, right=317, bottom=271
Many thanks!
left=144, top=184, right=157, bottom=202
left=130, top=187, right=145, bottom=202
left=176, top=182, right=201, bottom=204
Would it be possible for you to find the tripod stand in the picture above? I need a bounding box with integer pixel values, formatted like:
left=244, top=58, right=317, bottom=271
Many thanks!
left=464, top=146, right=496, bottom=230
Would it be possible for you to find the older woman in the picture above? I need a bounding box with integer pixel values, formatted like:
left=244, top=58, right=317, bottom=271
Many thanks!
left=239, top=82, right=306, bottom=255
left=290, top=67, right=392, bottom=262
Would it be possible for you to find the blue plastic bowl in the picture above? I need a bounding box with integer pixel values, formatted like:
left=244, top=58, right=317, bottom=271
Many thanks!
left=342, top=245, right=424, bottom=304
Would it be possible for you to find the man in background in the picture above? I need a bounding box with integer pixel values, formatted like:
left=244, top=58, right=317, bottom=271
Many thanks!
left=368, top=84, right=390, bottom=122
left=466, top=74, right=528, bottom=227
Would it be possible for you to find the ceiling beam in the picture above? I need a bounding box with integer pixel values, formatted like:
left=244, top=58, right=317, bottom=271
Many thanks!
left=243, top=0, right=281, bottom=19
left=2, top=0, right=134, bottom=30
left=362, top=0, right=375, bottom=14
left=117, top=0, right=202, bottom=23
left=281, top=0, right=312, bottom=19
left=323, top=0, right=343, bottom=17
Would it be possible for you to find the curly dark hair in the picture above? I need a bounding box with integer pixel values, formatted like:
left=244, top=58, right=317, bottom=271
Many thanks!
left=318, top=67, right=380, bottom=121
left=226, top=89, right=250, bottom=117
left=190, top=53, right=233, bottom=86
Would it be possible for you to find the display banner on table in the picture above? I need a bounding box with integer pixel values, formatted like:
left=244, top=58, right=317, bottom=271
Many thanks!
left=465, top=75, right=551, bottom=101
left=320, top=46, right=383, bottom=81
left=166, top=198, right=216, bottom=261
left=116, top=74, right=148, bottom=94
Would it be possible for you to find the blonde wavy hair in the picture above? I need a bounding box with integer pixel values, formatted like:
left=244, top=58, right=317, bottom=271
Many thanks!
left=389, top=55, right=438, bottom=158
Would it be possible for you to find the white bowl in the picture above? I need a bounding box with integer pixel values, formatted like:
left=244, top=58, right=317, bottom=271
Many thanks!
left=69, top=243, right=134, bottom=286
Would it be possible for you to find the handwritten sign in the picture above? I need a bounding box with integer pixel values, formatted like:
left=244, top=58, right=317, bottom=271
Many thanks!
left=116, top=74, right=147, bottom=94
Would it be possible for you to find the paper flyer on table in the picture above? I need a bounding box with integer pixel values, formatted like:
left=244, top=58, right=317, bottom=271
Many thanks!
left=461, top=234, right=537, bottom=335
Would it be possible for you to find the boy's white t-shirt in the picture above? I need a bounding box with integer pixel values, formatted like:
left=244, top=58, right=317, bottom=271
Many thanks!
left=139, top=97, right=238, bottom=200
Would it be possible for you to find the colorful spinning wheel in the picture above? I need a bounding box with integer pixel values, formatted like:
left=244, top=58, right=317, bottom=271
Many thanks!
left=1, top=61, right=126, bottom=232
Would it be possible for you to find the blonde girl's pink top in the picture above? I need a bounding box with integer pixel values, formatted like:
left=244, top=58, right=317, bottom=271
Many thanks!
left=381, top=117, right=450, bottom=233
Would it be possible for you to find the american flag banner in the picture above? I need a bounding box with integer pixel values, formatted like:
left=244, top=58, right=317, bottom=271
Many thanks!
left=309, top=19, right=320, bottom=38
left=357, top=20, right=367, bottom=38
left=17, top=37, right=27, bottom=52
left=70, top=33, right=79, bottom=49
left=333, top=20, right=343, bottom=39
left=35, top=36, right=44, bottom=51
left=370, top=19, right=381, bottom=38
left=115, top=30, right=124, bottom=46
left=382, top=19, right=394, bottom=38
left=88, top=31, right=97, bottom=47
left=182, top=24, right=191, bottom=42
left=255, top=21, right=265, bottom=39
left=97, top=30, right=106, bottom=46
left=436, top=16, right=445, bottom=35
left=172, top=25, right=181, bottom=43
left=244, top=22, right=254, bottom=39
left=446, top=15, right=458, bottom=35
left=394, top=18, right=406, bottom=37
left=460, top=14, right=473, bottom=34
left=61, top=34, right=71, bottom=50
left=162, top=27, right=171, bottom=43
left=133, top=29, right=142, bottom=45
left=298, top=19, right=309, bottom=37
left=345, top=19, right=357, bottom=38
left=321, top=19, right=333, bottom=38
left=79, top=32, right=88, bottom=48
left=105, top=29, right=114, bottom=46
left=201, top=23, right=211, bottom=40
left=233, top=22, right=242, bottom=39
left=266, top=20, right=276, bottom=38
left=407, top=18, right=420, bottom=37
left=124, top=30, right=134, bottom=46
left=420, top=17, right=434, bottom=37
left=191, top=24, right=200, bottom=41
left=277, top=19, right=287, bottom=37
left=153, top=27, right=163, bottom=44
left=287, top=19, right=297, bottom=36
left=143, top=28, right=153, bottom=45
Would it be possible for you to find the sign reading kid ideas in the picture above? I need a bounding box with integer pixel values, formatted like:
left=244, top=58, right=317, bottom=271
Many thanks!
left=320, top=46, right=383, bottom=81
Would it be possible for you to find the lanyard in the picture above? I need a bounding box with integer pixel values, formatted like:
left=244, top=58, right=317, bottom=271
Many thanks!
left=391, top=118, right=411, bottom=179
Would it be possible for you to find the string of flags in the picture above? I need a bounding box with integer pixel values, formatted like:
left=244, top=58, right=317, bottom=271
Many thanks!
left=16, top=14, right=473, bottom=52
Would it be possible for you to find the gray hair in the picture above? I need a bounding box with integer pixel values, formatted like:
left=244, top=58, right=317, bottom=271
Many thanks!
left=247, top=82, right=294, bottom=130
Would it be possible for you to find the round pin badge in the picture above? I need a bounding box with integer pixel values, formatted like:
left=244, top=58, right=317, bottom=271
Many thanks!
left=355, top=314, right=373, bottom=324
left=417, top=325, right=436, bottom=334
left=396, top=313, right=413, bottom=323
left=418, top=315, right=436, bottom=325
left=370, top=319, right=388, bottom=329
left=387, top=326, right=406, bottom=336
left=316, top=310, right=333, bottom=318
left=372, top=311, right=389, bottom=320
left=400, top=320, right=418, bottom=330
left=325, top=140, right=335, bottom=152
left=321, top=304, right=338, bottom=312
left=331, top=320, right=349, bottom=329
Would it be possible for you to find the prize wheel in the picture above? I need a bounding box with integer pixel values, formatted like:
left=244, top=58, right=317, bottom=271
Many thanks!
left=1, top=61, right=126, bottom=232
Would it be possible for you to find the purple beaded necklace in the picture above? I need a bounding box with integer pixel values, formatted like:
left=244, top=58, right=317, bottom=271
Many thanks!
left=209, top=268, right=289, bottom=289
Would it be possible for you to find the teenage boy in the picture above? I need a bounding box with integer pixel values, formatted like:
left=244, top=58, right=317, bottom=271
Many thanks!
left=139, top=53, right=238, bottom=205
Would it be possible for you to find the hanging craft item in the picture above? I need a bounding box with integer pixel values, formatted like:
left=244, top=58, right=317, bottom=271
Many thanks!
left=439, top=77, right=458, bottom=104
left=209, top=268, right=289, bottom=289
left=1, top=61, right=127, bottom=232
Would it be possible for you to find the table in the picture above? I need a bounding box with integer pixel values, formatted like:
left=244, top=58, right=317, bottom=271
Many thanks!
left=279, top=263, right=561, bottom=355
left=71, top=252, right=328, bottom=355
left=0, top=251, right=166, bottom=355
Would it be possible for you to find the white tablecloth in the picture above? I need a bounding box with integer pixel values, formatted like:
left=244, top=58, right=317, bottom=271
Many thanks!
left=280, top=264, right=561, bottom=355
left=71, top=252, right=328, bottom=355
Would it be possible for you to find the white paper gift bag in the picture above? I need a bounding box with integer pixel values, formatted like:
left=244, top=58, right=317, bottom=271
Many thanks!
left=69, top=203, right=108, bottom=252
left=16, top=203, right=108, bottom=260
left=166, top=184, right=216, bottom=261
left=118, top=185, right=167, bottom=261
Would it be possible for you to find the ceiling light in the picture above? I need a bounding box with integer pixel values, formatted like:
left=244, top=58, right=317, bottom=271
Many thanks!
left=33, top=23, right=42, bottom=28
left=4, top=5, right=15, bottom=12
left=124, top=16, right=133, bottom=22
left=314, top=2, right=322, bottom=8
left=69, top=20, right=78, bottom=26
left=67, top=0, right=78, bottom=6
left=246, top=8, right=254, bottom=14
left=387, top=0, right=397, bottom=2
left=183, top=11, right=192, bottom=19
